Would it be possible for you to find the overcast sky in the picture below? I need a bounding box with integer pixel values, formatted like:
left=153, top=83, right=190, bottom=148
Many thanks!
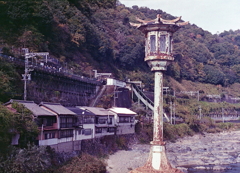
left=120, top=0, right=240, bottom=34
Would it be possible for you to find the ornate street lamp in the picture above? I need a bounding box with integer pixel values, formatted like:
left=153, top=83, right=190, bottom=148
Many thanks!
left=130, top=14, right=188, bottom=173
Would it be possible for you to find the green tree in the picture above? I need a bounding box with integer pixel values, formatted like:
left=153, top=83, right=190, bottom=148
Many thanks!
left=12, top=102, right=39, bottom=148
left=0, top=103, right=38, bottom=155
left=0, top=105, right=14, bottom=153
left=0, top=58, right=22, bottom=103
left=203, top=65, right=225, bottom=85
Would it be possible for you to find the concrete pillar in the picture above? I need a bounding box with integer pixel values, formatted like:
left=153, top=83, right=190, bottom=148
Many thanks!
left=152, top=71, right=164, bottom=144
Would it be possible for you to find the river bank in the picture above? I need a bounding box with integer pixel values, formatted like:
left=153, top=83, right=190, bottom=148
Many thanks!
left=106, top=130, right=240, bottom=173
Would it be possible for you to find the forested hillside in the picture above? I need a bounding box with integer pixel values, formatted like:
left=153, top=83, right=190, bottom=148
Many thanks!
left=1, top=0, right=240, bottom=97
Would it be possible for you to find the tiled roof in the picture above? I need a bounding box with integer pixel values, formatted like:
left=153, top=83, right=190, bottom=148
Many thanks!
left=66, top=107, right=95, bottom=116
left=109, top=107, right=137, bottom=115
left=7, top=99, right=55, bottom=116
left=40, top=102, right=76, bottom=115
left=78, top=106, right=114, bottom=116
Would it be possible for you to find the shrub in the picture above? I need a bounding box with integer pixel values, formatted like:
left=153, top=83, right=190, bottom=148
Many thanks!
left=116, top=136, right=128, bottom=150
left=163, top=123, right=178, bottom=142
left=176, top=123, right=194, bottom=137
left=0, top=145, right=53, bottom=173
left=205, top=127, right=222, bottom=133
left=185, top=115, right=201, bottom=132
left=135, top=122, right=153, bottom=143
left=200, top=116, right=215, bottom=127
left=216, top=122, right=233, bottom=130
left=164, top=123, right=194, bottom=142
left=55, top=153, right=106, bottom=173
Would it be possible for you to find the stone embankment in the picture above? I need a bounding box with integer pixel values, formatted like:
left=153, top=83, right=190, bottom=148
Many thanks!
left=106, top=130, right=240, bottom=173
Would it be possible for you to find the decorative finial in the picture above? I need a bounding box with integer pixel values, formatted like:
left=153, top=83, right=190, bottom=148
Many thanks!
left=130, top=14, right=189, bottom=28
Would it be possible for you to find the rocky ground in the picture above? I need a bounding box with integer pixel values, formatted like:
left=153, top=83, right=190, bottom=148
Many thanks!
left=106, top=144, right=150, bottom=173
left=106, top=130, right=240, bottom=173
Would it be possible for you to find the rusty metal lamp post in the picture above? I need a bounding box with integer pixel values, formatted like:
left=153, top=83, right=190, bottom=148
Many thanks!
left=130, top=15, right=188, bottom=173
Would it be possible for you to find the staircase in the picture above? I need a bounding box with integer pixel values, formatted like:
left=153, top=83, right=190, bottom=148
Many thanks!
left=89, top=85, right=107, bottom=107
left=131, top=83, right=170, bottom=122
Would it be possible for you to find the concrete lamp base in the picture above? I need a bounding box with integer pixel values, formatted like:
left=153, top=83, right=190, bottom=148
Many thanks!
left=129, top=145, right=183, bottom=173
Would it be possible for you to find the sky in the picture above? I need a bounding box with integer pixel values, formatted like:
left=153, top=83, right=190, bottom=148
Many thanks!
left=120, top=0, right=240, bottom=34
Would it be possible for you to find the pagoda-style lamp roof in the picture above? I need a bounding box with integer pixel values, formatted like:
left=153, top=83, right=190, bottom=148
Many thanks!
left=130, top=14, right=189, bottom=71
left=130, top=14, right=189, bottom=30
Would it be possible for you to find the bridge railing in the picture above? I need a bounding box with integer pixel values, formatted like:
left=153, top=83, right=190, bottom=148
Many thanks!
left=0, top=53, right=101, bottom=85
left=198, top=113, right=240, bottom=121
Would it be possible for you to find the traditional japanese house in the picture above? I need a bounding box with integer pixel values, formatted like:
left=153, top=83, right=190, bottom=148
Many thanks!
left=109, top=107, right=136, bottom=135
left=39, top=102, right=77, bottom=152
left=80, top=107, right=116, bottom=137
left=67, top=107, right=95, bottom=140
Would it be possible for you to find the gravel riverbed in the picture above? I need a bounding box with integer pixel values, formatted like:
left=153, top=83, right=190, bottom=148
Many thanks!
left=106, top=131, right=240, bottom=173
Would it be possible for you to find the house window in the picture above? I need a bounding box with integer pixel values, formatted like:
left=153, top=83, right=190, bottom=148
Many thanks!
left=82, top=128, right=92, bottom=135
left=159, top=35, right=166, bottom=52
left=78, top=117, right=83, bottom=124
left=150, top=35, right=156, bottom=52
left=95, top=127, right=102, bottom=134
left=46, top=117, right=56, bottom=126
left=83, top=116, right=94, bottom=124
left=97, top=117, right=107, bottom=124
left=102, top=127, right=107, bottom=133
left=44, top=133, right=48, bottom=139
left=130, top=117, right=135, bottom=123
left=37, top=117, right=56, bottom=127
left=169, top=36, right=172, bottom=53
left=60, top=117, right=74, bottom=128
left=44, top=132, right=55, bottom=139
left=119, top=117, right=130, bottom=123
left=108, top=118, right=112, bottom=125
left=60, top=129, right=73, bottom=138
left=107, top=127, right=115, bottom=133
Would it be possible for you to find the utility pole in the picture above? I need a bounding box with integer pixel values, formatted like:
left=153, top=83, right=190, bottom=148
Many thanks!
left=173, top=90, right=176, bottom=125
left=198, top=91, right=199, bottom=101
left=22, top=48, right=30, bottom=101
left=170, top=101, right=173, bottom=124
left=173, top=102, right=176, bottom=124
left=22, top=49, right=49, bottom=100
left=199, top=105, right=202, bottom=119
left=222, top=107, right=225, bottom=123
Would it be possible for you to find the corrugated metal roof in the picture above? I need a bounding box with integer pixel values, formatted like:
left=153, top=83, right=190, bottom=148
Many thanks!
left=66, top=107, right=95, bottom=116
left=40, top=102, right=76, bottom=115
left=78, top=106, right=114, bottom=116
left=8, top=100, right=55, bottom=116
left=109, top=107, right=137, bottom=115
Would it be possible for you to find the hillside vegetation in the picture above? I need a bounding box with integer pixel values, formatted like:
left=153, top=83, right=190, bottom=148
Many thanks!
left=1, top=0, right=240, bottom=92
left=1, top=0, right=240, bottom=122
left=1, top=0, right=240, bottom=119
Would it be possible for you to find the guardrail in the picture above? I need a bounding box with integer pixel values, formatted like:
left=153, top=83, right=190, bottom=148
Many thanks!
left=0, top=53, right=101, bottom=85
